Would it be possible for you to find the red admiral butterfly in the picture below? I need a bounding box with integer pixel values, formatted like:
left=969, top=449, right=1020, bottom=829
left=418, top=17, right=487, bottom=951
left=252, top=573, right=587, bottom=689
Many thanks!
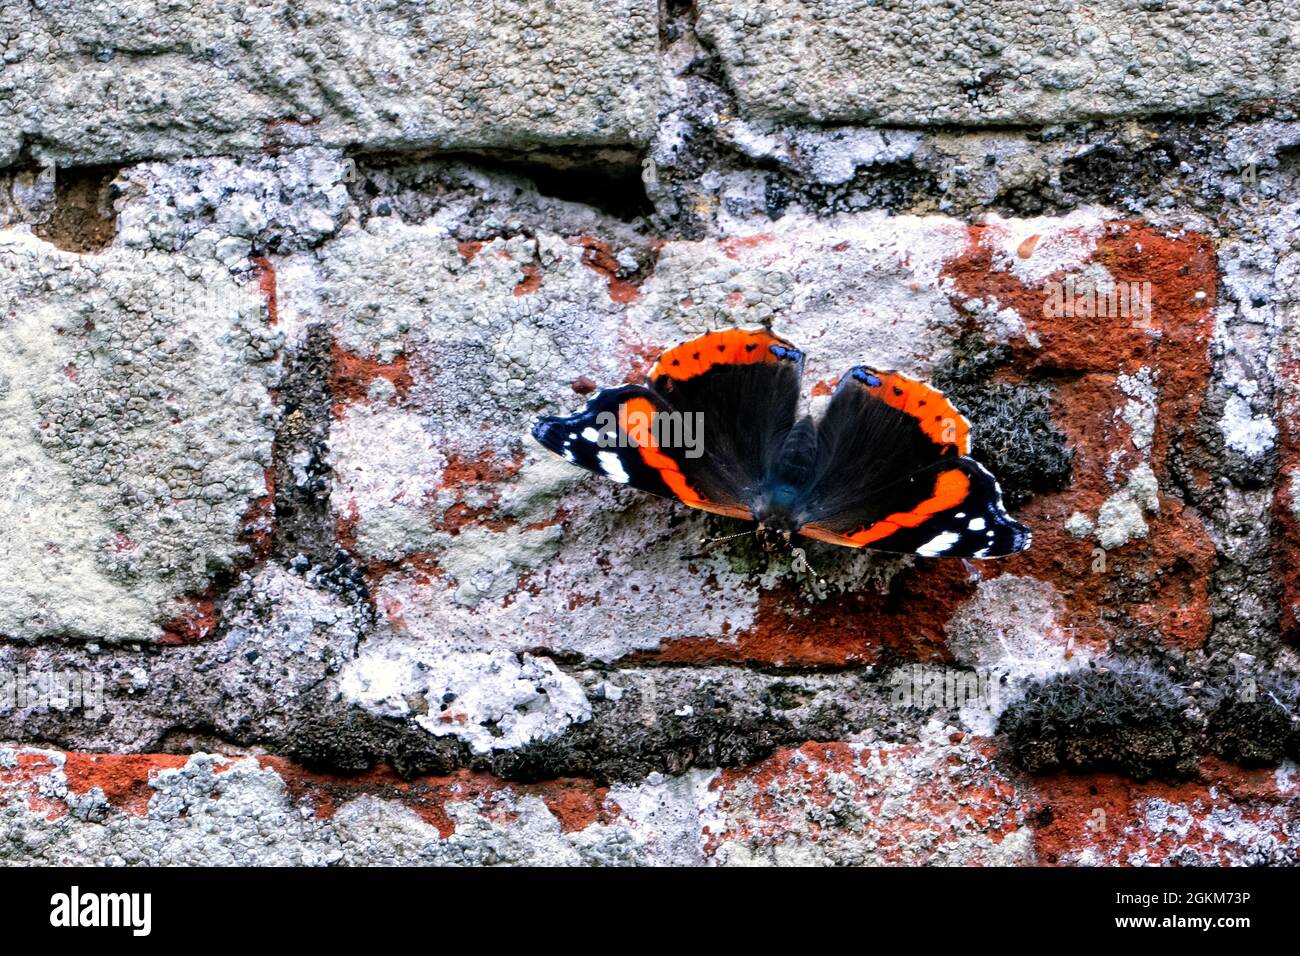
left=532, top=328, right=1030, bottom=559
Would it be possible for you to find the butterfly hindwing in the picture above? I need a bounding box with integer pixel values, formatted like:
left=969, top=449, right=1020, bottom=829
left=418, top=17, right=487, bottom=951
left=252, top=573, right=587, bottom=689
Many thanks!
left=799, top=456, right=1030, bottom=557
left=796, top=366, right=1029, bottom=558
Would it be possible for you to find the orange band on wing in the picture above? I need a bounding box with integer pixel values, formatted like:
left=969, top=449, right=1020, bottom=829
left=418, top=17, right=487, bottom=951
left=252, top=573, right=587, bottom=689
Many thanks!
left=618, top=397, right=751, bottom=519
left=855, top=369, right=971, bottom=455
left=799, top=468, right=971, bottom=548
left=651, top=328, right=798, bottom=383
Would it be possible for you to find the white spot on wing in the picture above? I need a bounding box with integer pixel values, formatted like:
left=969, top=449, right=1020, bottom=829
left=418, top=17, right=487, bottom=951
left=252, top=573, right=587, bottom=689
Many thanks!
left=916, top=531, right=961, bottom=556
left=968, top=517, right=987, bottom=531
left=597, top=451, right=630, bottom=484
left=581, top=427, right=601, bottom=443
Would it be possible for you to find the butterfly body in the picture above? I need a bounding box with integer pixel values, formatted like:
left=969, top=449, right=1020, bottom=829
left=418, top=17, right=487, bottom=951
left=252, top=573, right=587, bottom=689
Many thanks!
left=532, top=328, right=1030, bottom=559
left=753, top=416, right=818, bottom=531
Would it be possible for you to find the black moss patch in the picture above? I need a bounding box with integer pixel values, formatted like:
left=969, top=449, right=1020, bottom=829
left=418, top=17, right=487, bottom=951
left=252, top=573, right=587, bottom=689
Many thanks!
left=1206, top=674, right=1300, bottom=766
left=998, top=662, right=1197, bottom=780
left=762, top=161, right=942, bottom=221
left=272, top=323, right=337, bottom=566
left=283, top=704, right=463, bottom=778
left=487, top=679, right=817, bottom=784
left=1057, top=138, right=1185, bottom=211
left=278, top=681, right=813, bottom=784
left=485, top=710, right=792, bottom=784
left=930, top=335, right=1073, bottom=508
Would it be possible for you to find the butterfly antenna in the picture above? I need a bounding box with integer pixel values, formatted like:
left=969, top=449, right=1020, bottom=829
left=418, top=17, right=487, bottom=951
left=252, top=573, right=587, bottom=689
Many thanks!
left=790, top=546, right=826, bottom=585
left=698, top=529, right=752, bottom=548
left=791, top=545, right=829, bottom=602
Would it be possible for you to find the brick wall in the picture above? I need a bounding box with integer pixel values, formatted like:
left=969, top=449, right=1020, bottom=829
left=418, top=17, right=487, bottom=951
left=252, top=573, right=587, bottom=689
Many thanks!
left=0, top=0, right=1296, bottom=866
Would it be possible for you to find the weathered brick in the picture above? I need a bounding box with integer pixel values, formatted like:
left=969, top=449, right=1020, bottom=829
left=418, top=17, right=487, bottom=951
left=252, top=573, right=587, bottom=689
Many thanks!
left=1029, top=759, right=1299, bottom=866
left=696, top=1, right=1298, bottom=127
left=0, top=233, right=277, bottom=643
left=705, top=738, right=1034, bottom=866
left=0, top=0, right=660, bottom=167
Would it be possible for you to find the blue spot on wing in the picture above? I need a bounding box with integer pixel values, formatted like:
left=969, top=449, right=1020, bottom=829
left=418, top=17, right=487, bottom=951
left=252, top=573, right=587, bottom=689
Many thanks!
left=851, top=367, right=882, bottom=387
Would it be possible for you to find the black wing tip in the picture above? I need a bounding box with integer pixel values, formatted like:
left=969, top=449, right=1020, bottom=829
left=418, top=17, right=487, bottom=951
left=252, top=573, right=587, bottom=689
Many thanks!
left=978, top=520, right=1032, bottom=558
left=531, top=414, right=570, bottom=454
